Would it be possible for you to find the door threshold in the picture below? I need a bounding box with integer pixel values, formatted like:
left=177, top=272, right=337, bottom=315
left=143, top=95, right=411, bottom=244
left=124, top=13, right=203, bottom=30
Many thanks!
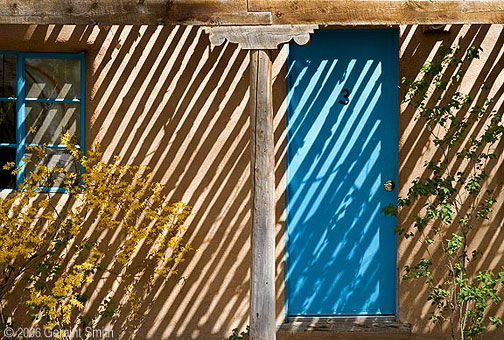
left=288, top=315, right=396, bottom=323
left=280, top=316, right=411, bottom=334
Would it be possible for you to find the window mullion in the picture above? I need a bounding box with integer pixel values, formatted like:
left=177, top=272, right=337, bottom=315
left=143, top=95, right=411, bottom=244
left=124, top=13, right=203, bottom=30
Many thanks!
left=80, top=53, right=85, bottom=177
left=15, top=53, right=24, bottom=188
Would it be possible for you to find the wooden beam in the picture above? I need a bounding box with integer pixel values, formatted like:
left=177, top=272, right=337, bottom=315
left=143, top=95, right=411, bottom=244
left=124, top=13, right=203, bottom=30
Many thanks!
left=250, top=49, right=276, bottom=340
left=249, top=0, right=504, bottom=25
left=0, top=0, right=503, bottom=25
left=0, top=0, right=271, bottom=25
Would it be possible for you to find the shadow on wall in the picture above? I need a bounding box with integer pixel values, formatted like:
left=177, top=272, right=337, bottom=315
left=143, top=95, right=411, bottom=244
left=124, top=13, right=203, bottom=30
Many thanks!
left=87, top=25, right=254, bottom=340
left=277, top=24, right=504, bottom=339
left=284, top=29, right=398, bottom=316
left=3, top=23, right=504, bottom=340
left=2, top=24, right=286, bottom=340
left=398, top=24, right=504, bottom=337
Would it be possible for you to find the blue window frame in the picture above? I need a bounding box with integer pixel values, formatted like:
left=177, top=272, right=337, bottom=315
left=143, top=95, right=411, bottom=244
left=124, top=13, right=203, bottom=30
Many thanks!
left=0, top=52, right=85, bottom=192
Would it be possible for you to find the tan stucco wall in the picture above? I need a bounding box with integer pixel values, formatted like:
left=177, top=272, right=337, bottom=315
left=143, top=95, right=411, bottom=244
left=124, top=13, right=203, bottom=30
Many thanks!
left=397, top=24, right=504, bottom=340
left=2, top=24, right=504, bottom=340
left=1, top=25, right=256, bottom=340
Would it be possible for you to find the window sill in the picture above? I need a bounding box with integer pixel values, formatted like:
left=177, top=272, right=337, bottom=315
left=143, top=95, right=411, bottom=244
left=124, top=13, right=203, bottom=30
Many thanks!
left=278, top=316, right=411, bottom=334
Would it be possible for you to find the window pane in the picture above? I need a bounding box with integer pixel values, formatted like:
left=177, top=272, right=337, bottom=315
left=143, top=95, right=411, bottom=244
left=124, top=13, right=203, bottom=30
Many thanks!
left=25, top=103, right=80, bottom=145
left=25, top=58, right=80, bottom=99
left=0, top=54, right=16, bottom=97
left=0, top=101, right=16, bottom=143
left=0, top=146, right=15, bottom=189
left=25, top=149, right=78, bottom=189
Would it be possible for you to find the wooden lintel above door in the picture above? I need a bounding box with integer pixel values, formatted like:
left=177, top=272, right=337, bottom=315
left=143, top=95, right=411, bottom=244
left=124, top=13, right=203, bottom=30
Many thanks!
left=0, top=0, right=502, bottom=25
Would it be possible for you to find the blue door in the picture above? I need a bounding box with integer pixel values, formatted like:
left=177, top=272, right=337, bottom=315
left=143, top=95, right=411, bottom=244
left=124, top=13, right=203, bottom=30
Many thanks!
left=286, top=29, right=398, bottom=316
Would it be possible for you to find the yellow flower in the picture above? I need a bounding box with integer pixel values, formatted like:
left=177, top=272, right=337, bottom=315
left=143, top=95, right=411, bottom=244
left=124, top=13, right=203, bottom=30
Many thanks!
left=2, top=162, right=14, bottom=170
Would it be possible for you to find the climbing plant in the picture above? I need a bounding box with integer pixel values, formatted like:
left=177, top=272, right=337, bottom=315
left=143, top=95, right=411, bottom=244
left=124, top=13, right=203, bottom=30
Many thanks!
left=382, top=43, right=504, bottom=340
left=0, top=133, right=193, bottom=338
left=222, top=326, right=249, bottom=340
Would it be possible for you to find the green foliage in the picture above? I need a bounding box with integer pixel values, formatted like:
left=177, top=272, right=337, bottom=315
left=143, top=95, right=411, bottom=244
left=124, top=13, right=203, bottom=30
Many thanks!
left=222, top=326, right=249, bottom=340
left=386, top=42, right=504, bottom=339
left=0, top=135, right=193, bottom=337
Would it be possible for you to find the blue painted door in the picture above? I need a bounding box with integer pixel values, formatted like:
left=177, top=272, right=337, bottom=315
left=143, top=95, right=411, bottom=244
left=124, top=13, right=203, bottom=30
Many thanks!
left=286, top=29, right=398, bottom=316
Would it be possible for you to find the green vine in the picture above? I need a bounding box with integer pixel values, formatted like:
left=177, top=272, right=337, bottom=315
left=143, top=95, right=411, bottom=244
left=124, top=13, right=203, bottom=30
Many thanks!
left=221, top=326, right=249, bottom=340
left=382, top=42, right=504, bottom=339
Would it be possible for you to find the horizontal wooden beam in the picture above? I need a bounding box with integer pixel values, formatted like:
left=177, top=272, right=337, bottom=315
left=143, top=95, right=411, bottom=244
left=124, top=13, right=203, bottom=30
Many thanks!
left=0, top=0, right=271, bottom=25
left=250, top=0, right=504, bottom=25
left=0, top=0, right=502, bottom=25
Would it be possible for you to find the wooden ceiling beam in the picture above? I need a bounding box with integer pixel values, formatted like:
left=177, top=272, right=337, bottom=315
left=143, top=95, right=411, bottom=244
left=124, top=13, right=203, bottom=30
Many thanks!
left=0, top=0, right=265, bottom=25
left=0, top=0, right=502, bottom=25
left=251, top=0, right=504, bottom=25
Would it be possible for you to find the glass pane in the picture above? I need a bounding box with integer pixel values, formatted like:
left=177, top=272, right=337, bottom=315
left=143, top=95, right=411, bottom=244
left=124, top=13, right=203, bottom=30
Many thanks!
left=0, top=146, right=16, bottom=189
left=25, top=149, right=78, bottom=189
left=0, top=55, right=16, bottom=98
left=0, top=101, right=16, bottom=143
left=25, top=58, right=80, bottom=99
left=25, top=103, right=80, bottom=145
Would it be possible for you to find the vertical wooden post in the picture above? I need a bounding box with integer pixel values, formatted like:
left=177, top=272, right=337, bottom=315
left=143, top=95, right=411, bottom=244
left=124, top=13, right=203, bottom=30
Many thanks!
left=249, top=49, right=276, bottom=340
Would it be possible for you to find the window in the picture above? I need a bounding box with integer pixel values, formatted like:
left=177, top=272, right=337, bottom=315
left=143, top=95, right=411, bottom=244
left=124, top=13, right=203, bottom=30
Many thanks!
left=0, top=52, right=85, bottom=191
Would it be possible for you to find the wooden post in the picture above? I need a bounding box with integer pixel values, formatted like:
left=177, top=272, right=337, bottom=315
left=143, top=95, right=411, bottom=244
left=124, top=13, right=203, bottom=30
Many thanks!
left=203, top=26, right=317, bottom=340
left=249, top=49, right=276, bottom=340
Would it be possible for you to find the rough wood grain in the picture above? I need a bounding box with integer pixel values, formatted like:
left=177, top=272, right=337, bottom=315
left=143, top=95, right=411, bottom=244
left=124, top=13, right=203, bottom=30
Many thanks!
left=250, top=0, right=504, bottom=25
left=204, top=25, right=317, bottom=49
left=250, top=49, right=276, bottom=340
left=0, top=0, right=503, bottom=25
left=0, top=0, right=268, bottom=25
left=278, top=318, right=412, bottom=333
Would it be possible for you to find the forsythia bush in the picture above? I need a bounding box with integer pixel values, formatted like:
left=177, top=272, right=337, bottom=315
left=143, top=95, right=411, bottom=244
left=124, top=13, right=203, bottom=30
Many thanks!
left=0, top=132, right=192, bottom=337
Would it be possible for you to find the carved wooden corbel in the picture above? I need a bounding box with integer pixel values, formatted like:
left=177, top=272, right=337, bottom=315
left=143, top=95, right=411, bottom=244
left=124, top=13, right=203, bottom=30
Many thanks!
left=203, top=24, right=318, bottom=49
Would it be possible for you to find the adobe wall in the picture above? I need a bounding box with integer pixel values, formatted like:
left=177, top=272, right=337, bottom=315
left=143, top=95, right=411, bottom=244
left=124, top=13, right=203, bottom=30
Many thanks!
left=397, top=24, right=504, bottom=340
left=1, top=24, right=503, bottom=340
